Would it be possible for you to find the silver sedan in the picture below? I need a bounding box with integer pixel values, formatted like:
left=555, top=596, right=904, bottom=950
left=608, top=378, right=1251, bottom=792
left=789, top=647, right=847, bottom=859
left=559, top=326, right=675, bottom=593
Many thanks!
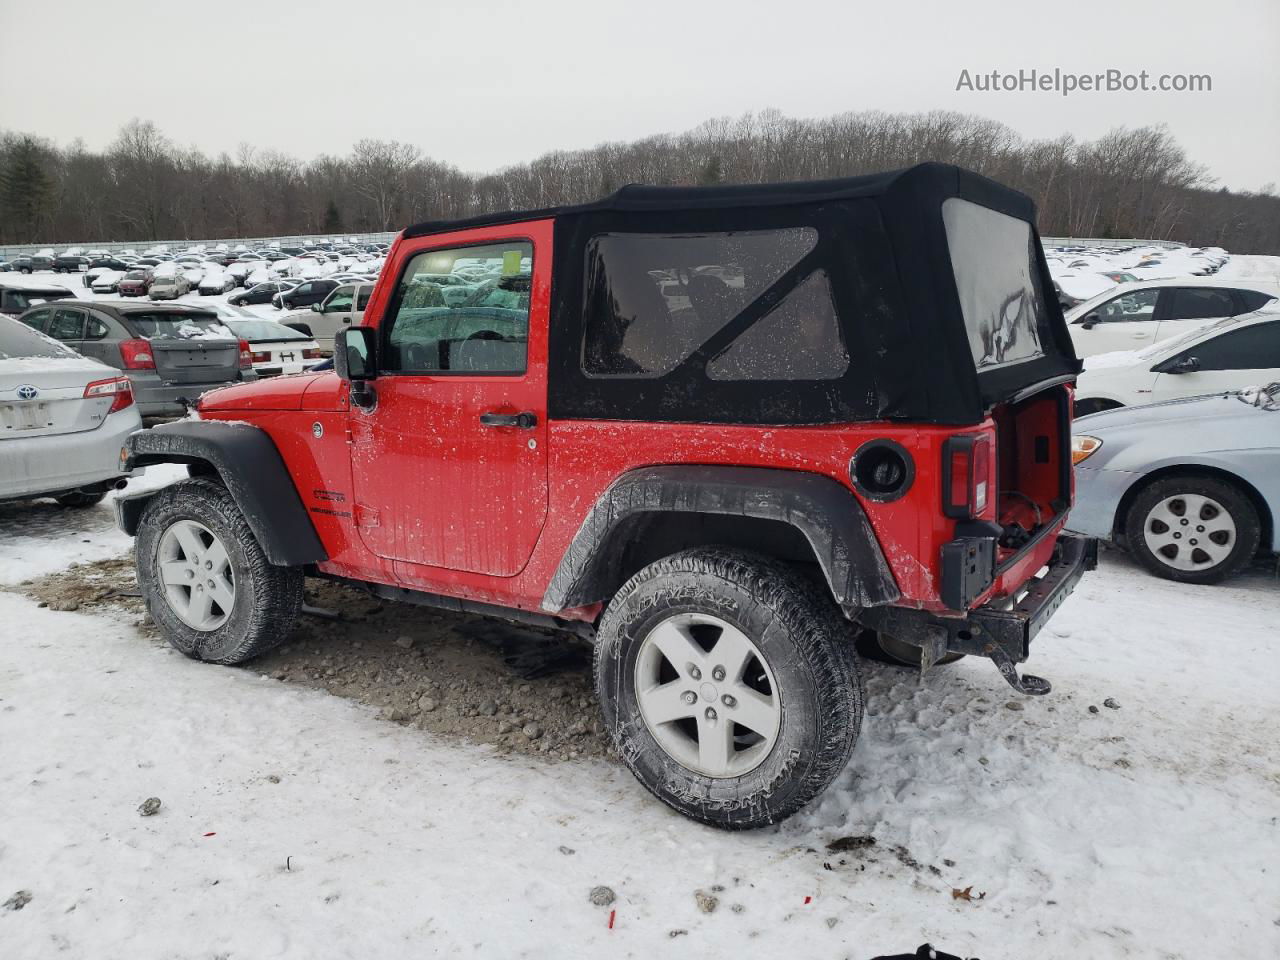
left=1068, top=384, right=1279, bottom=583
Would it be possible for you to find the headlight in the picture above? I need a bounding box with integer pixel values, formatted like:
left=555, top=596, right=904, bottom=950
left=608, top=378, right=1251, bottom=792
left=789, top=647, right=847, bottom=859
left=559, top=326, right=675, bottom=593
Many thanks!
left=1072, top=435, right=1103, bottom=465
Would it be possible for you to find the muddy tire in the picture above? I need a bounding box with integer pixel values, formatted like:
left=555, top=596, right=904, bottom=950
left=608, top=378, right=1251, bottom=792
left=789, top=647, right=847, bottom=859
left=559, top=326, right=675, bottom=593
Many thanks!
left=136, top=478, right=303, bottom=664
left=55, top=490, right=107, bottom=508
left=1123, top=475, right=1260, bottom=584
left=594, top=547, right=863, bottom=829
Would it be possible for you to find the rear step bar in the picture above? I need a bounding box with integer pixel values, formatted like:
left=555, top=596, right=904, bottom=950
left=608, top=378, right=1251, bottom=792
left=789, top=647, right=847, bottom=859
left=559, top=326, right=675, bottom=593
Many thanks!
left=860, top=535, right=1098, bottom=695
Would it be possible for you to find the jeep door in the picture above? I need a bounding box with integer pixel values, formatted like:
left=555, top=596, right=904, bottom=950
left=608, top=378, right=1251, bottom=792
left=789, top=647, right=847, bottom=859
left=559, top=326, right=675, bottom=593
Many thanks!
left=347, top=223, right=550, bottom=579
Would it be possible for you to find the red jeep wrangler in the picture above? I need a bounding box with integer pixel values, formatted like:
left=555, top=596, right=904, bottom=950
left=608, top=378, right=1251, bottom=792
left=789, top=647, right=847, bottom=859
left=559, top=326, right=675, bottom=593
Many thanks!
left=119, top=163, right=1096, bottom=829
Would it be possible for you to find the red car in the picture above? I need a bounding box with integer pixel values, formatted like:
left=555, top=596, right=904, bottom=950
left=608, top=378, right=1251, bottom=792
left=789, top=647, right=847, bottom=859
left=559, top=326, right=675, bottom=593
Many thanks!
left=119, top=163, right=1095, bottom=828
left=116, top=270, right=152, bottom=297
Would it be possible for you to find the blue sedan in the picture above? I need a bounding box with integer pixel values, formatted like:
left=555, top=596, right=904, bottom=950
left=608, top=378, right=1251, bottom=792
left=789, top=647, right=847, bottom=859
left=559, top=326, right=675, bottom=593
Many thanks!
left=1068, top=384, right=1279, bottom=583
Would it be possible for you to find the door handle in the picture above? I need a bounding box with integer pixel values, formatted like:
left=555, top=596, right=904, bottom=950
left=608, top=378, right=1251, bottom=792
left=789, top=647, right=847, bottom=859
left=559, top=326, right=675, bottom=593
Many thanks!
left=479, top=411, right=537, bottom=429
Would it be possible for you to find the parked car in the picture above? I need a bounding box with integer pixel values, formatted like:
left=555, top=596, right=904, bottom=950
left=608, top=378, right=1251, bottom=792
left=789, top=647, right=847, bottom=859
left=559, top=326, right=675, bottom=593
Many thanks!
left=1065, top=279, right=1277, bottom=357
left=282, top=282, right=373, bottom=353
left=198, top=271, right=236, bottom=295
left=149, top=273, right=192, bottom=300
left=219, top=318, right=321, bottom=377
left=90, top=270, right=126, bottom=294
left=8, top=256, right=33, bottom=273
left=117, top=270, right=153, bottom=297
left=228, top=280, right=297, bottom=306
left=88, top=256, right=133, bottom=273
left=23, top=254, right=55, bottom=273
left=1074, top=308, right=1280, bottom=415
left=273, top=277, right=339, bottom=311
left=115, top=163, right=1095, bottom=830
left=0, top=282, right=76, bottom=316
left=19, top=301, right=258, bottom=417
left=0, top=315, right=140, bottom=507
left=53, top=255, right=91, bottom=273
left=1069, top=384, right=1279, bottom=583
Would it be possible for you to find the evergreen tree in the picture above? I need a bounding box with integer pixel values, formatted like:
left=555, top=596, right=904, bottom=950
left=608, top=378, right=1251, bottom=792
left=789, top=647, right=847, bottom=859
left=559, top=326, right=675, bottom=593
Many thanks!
left=699, top=154, right=725, bottom=186
left=322, top=198, right=342, bottom=232
left=0, top=136, right=54, bottom=241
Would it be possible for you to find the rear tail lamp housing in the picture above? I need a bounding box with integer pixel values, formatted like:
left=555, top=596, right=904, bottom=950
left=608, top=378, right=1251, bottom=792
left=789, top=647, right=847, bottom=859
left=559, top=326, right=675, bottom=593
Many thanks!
left=84, top=376, right=134, bottom=414
left=942, top=434, right=993, bottom=519
left=118, top=338, right=155, bottom=370
left=238, top=339, right=253, bottom=369
left=849, top=439, right=915, bottom=503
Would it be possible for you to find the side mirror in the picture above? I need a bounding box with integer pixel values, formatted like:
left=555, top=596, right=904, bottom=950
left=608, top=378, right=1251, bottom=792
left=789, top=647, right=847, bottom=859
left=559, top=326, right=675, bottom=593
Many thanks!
left=335, top=327, right=378, bottom=407
left=1079, top=314, right=1100, bottom=330
left=1168, top=355, right=1201, bottom=374
left=310, top=302, right=320, bottom=312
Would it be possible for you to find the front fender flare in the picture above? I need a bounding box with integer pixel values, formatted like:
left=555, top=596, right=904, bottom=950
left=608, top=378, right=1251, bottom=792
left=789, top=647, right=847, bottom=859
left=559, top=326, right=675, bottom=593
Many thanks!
left=541, top=465, right=900, bottom=615
left=117, top=420, right=327, bottom=567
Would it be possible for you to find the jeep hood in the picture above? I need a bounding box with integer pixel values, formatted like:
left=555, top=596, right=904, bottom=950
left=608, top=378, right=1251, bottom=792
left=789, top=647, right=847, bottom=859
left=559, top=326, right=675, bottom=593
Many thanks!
left=198, top=373, right=329, bottom=412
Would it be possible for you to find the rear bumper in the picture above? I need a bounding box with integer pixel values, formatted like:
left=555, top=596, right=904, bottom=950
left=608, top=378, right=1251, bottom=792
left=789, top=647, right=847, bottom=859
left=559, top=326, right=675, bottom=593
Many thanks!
left=860, top=534, right=1098, bottom=665
left=0, top=408, right=140, bottom=501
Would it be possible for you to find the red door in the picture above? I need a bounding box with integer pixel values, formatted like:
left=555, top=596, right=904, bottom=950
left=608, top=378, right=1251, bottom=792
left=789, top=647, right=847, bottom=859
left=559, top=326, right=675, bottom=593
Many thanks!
left=347, top=221, right=551, bottom=578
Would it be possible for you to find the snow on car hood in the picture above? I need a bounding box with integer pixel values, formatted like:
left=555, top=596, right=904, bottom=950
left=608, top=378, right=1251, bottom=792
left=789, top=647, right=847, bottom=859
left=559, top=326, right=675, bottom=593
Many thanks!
left=1075, top=389, right=1274, bottom=431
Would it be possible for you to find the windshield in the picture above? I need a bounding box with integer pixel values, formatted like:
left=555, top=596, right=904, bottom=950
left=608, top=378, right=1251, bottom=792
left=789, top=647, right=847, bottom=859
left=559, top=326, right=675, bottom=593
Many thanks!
left=0, top=317, right=78, bottom=359
left=226, top=320, right=308, bottom=342
left=942, top=198, right=1049, bottom=370
left=127, top=313, right=234, bottom=340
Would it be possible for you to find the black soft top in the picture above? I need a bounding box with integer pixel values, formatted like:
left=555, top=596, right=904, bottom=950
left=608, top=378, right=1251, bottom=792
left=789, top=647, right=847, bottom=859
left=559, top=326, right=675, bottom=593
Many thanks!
left=404, top=163, right=1079, bottom=425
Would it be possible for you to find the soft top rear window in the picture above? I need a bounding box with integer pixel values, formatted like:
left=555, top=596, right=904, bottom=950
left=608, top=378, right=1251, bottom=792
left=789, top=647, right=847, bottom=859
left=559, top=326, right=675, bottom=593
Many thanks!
left=942, top=198, right=1047, bottom=370
left=127, top=313, right=234, bottom=341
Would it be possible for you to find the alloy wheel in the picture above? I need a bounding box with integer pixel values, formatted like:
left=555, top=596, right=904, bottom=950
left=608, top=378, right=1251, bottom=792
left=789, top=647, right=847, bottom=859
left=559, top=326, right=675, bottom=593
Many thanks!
left=157, top=519, right=236, bottom=631
left=633, top=613, right=781, bottom=778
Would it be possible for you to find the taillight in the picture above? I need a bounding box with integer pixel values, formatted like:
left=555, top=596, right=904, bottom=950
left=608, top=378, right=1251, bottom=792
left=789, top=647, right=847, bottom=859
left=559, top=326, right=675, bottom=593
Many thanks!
left=84, top=376, right=134, bottom=414
left=238, top=339, right=253, bottom=369
left=251, top=351, right=271, bottom=363
left=942, top=434, right=993, bottom=519
left=302, top=348, right=320, bottom=360
left=119, top=338, right=155, bottom=370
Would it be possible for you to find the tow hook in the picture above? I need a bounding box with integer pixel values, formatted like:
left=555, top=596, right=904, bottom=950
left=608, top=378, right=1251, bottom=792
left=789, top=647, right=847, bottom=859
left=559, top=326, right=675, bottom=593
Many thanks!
left=983, top=641, right=1051, bottom=696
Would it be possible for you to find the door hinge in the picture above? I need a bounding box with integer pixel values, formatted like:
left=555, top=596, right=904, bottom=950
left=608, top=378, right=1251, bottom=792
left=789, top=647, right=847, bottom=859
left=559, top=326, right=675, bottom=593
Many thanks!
left=353, top=504, right=380, bottom=527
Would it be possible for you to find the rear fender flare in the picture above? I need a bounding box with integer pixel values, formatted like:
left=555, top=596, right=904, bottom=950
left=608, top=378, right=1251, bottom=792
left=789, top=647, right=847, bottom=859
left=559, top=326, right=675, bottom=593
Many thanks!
left=541, top=465, right=900, bottom=615
left=117, top=420, right=326, bottom=567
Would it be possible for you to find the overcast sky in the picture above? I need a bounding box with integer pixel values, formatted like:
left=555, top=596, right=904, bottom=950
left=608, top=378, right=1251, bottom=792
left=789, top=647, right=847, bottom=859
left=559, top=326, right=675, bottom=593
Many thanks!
left=1, top=0, right=1276, bottom=191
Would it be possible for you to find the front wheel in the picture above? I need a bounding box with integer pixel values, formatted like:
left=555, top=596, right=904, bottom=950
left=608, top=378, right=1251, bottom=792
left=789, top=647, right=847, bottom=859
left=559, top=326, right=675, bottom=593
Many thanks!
left=595, top=548, right=863, bottom=829
left=136, top=478, right=303, bottom=663
left=1123, top=475, right=1260, bottom=584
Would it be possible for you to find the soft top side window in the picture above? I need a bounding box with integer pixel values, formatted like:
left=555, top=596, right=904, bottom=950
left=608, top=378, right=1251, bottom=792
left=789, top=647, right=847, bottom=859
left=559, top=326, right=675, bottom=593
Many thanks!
left=581, top=228, right=819, bottom=379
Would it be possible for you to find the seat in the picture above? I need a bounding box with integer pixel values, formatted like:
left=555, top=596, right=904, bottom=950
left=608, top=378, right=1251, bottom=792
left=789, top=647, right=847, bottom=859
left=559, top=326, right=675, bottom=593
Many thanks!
left=450, top=337, right=526, bottom=373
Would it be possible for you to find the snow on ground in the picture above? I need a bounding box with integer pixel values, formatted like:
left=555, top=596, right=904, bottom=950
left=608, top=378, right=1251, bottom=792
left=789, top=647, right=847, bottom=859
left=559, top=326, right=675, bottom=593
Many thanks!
left=1, top=498, right=1277, bottom=958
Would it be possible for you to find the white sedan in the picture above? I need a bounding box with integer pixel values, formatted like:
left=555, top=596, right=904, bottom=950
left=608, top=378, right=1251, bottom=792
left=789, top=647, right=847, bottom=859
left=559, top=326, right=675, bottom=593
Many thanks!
left=1065, top=279, right=1278, bottom=358
left=218, top=318, right=321, bottom=377
left=1074, top=307, right=1280, bottom=416
left=0, top=315, right=141, bottom=506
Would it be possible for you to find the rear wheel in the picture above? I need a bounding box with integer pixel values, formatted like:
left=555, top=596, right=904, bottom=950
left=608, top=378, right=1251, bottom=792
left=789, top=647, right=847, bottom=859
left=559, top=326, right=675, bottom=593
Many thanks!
left=594, top=548, right=863, bottom=829
left=136, top=478, right=303, bottom=663
left=1124, top=475, right=1260, bottom=584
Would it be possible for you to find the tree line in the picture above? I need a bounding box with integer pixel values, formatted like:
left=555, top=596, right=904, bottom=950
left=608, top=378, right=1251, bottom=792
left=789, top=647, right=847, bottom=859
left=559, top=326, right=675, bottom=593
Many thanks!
left=2, top=111, right=1277, bottom=253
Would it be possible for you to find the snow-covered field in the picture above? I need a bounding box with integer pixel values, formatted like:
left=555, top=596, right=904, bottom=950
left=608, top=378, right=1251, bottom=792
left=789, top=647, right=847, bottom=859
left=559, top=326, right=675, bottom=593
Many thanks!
left=1, top=490, right=1278, bottom=958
